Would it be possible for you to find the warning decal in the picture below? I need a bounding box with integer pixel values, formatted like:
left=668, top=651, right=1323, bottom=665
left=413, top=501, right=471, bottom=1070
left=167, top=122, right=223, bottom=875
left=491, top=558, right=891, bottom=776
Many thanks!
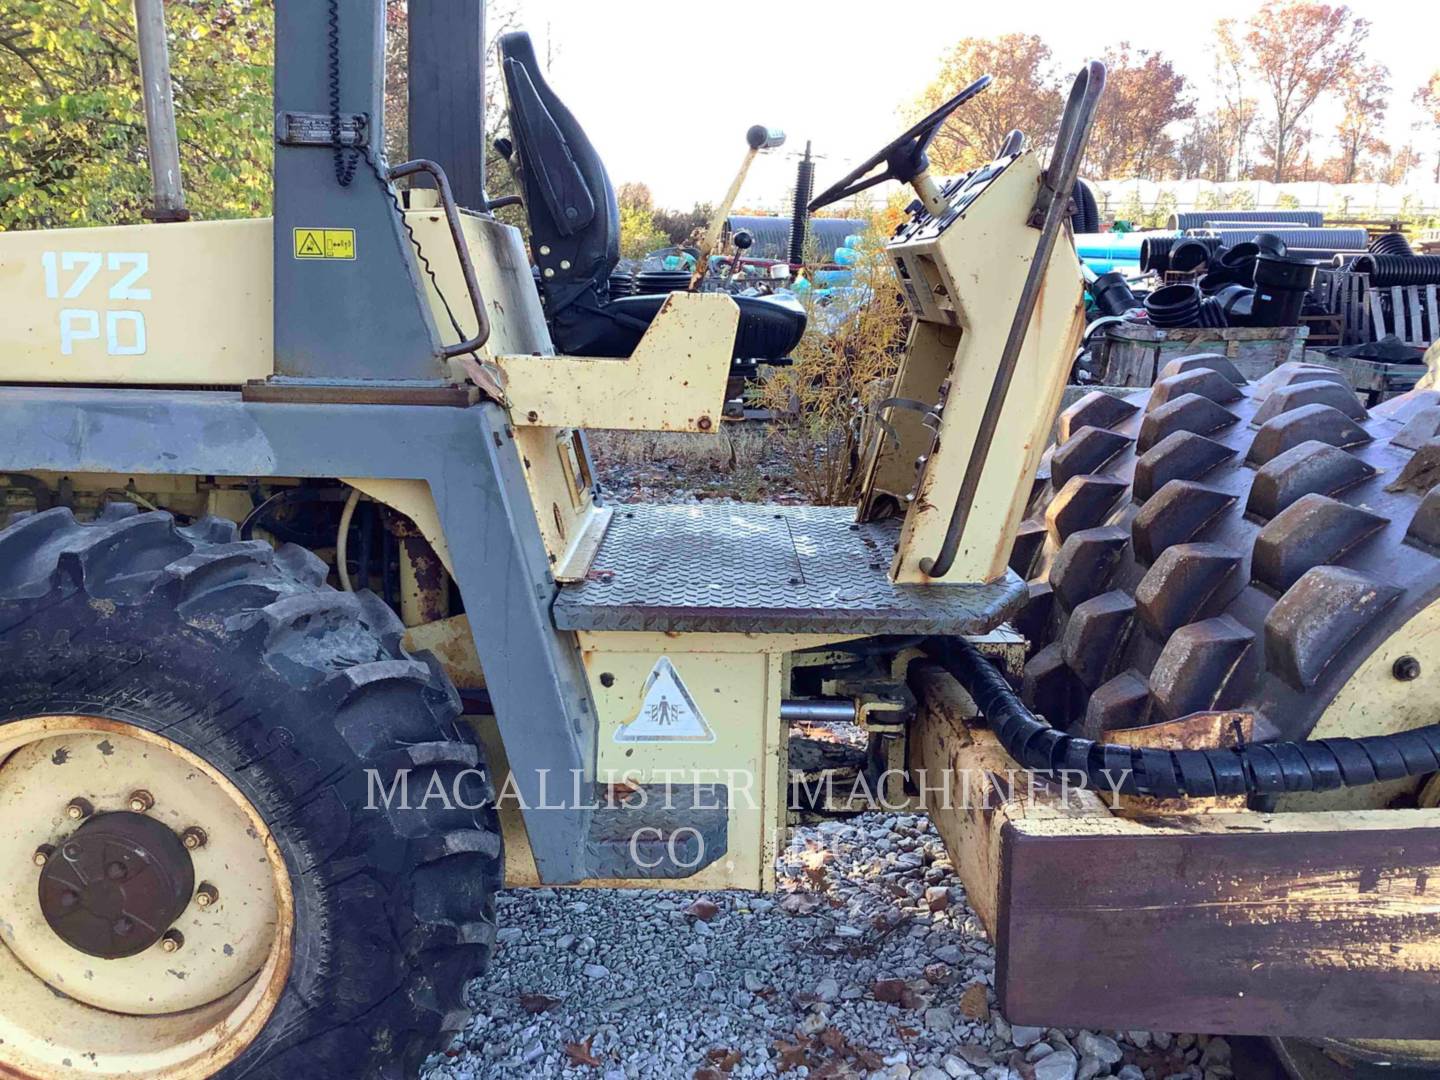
left=293, top=228, right=356, bottom=260
left=614, top=657, right=715, bottom=743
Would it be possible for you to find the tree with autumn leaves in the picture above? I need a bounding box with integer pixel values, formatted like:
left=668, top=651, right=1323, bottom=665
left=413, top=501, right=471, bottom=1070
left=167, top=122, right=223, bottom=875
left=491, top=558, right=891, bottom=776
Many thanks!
left=1, top=0, right=1435, bottom=235
left=909, top=1, right=1427, bottom=185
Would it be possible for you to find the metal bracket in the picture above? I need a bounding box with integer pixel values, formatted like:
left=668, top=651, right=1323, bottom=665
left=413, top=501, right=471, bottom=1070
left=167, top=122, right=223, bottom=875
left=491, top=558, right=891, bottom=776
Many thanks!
left=276, top=110, right=370, bottom=148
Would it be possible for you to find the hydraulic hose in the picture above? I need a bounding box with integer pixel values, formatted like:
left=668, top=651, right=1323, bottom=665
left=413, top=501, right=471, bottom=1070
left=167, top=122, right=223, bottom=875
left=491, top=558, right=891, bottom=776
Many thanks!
left=926, top=636, right=1440, bottom=799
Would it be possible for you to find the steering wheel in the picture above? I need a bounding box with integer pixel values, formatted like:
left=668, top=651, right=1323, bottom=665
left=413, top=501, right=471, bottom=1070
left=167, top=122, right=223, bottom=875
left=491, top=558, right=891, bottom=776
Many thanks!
left=808, top=75, right=992, bottom=212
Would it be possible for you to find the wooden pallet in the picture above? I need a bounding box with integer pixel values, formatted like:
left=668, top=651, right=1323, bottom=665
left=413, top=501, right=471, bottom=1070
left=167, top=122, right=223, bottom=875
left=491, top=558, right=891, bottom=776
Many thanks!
left=1321, top=269, right=1440, bottom=348
left=1368, top=282, right=1439, bottom=348
left=1093, top=323, right=1308, bottom=386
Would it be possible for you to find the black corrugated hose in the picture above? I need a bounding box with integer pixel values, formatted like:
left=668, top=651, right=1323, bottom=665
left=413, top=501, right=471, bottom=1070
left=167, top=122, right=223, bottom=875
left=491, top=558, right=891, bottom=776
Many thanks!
left=925, top=636, right=1440, bottom=798
left=1368, top=232, right=1413, bottom=257
left=1353, top=254, right=1440, bottom=287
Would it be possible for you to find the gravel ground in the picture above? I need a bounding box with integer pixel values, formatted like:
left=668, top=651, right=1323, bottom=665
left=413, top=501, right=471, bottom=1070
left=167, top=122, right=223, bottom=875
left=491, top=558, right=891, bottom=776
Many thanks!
left=419, top=437, right=1224, bottom=1080
left=421, top=814, right=1224, bottom=1080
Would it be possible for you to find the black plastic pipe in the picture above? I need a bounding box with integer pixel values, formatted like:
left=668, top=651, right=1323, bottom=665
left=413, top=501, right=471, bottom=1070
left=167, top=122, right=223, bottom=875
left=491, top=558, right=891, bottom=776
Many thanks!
left=1207, top=227, right=1367, bottom=253
left=1089, top=270, right=1137, bottom=316
left=1169, top=237, right=1222, bottom=274
left=1169, top=209, right=1321, bottom=230
left=1250, top=254, right=1319, bottom=327
left=1144, top=282, right=1202, bottom=327
left=927, top=637, right=1440, bottom=799
left=1196, top=295, right=1228, bottom=327
left=1368, top=232, right=1413, bottom=257
left=1352, top=254, right=1440, bottom=287
left=1139, top=235, right=1177, bottom=274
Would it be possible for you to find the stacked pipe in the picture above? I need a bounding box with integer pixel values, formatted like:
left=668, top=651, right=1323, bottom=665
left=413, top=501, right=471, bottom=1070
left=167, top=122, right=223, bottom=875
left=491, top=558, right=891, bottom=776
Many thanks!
left=1369, top=232, right=1413, bottom=258
left=1168, top=209, right=1321, bottom=230
left=1202, top=227, right=1367, bottom=264
left=1138, top=232, right=1319, bottom=330
left=635, top=270, right=693, bottom=294
left=1352, top=254, right=1440, bottom=287
left=608, top=270, right=636, bottom=300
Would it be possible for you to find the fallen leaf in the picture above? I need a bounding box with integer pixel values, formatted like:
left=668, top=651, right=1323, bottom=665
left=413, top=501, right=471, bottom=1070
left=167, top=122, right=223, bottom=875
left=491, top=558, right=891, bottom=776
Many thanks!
left=518, top=992, right=562, bottom=1014
left=693, top=1070, right=723, bottom=1080
left=896, top=1025, right=920, bottom=1038
left=779, top=892, right=821, bottom=916
left=606, top=780, right=641, bottom=804
left=959, top=982, right=990, bottom=1020
left=705, top=1047, right=741, bottom=1073
left=773, top=1039, right=808, bottom=1070
left=819, top=1026, right=849, bottom=1053
left=564, top=1038, right=601, bottom=1067
left=856, top=1047, right=884, bottom=1069
left=871, top=978, right=920, bottom=1009
left=685, top=898, right=720, bottom=922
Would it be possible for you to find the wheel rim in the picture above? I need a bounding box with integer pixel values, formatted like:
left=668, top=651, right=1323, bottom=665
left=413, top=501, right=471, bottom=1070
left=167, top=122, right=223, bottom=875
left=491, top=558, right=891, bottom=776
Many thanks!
left=0, top=715, right=294, bottom=1079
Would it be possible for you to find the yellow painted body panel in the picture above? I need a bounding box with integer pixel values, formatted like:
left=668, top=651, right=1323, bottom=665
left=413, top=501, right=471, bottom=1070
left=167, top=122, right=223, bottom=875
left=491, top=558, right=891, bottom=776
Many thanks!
left=469, top=630, right=863, bottom=891
left=0, top=219, right=272, bottom=385
left=1280, top=598, right=1440, bottom=812
left=863, top=151, right=1087, bottom=585
left=494, top=291, right=737, bottom=432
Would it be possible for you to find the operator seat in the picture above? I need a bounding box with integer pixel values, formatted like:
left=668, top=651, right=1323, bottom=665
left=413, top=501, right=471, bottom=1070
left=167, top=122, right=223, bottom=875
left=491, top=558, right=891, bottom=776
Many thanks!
left=497, top=31, right=806, bottom=360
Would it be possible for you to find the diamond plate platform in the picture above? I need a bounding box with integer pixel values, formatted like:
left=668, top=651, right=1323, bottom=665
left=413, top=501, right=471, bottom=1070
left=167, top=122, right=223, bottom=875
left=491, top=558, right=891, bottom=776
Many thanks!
left=553, top=503, right=1027, bottom=635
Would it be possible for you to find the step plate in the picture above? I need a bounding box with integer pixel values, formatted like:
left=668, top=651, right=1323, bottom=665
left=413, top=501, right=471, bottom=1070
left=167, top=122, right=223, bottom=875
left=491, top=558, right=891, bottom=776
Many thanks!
left=554, top=502, right=1025, bottom=635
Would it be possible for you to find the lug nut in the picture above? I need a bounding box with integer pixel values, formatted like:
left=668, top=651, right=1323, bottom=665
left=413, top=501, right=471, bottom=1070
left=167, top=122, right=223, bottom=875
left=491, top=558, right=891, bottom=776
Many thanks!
left=194, top=883, right=219, bottom=908
left=1394, top=655, right=1422, bottom=682
left=65, top=797, right=93, bottom=821
left=127, top=789, right=155, bottom=813
left=180, top=827, right=208, bottom=851
left=160, top=930, right=184, bottom=953
left=32, top=845, right=54, bottom=867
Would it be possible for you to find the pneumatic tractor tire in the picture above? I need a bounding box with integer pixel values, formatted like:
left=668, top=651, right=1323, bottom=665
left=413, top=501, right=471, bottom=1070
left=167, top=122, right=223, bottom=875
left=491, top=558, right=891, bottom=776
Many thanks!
left=0, top=504, right=500, bottom=1079
left=1010, top=359, right=1440, bottom=1071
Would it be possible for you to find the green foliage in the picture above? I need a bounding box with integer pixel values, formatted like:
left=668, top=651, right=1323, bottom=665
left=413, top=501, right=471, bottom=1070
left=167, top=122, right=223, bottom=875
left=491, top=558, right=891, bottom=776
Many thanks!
left=0, top=0, right=273, bottom=229
left=618, top=204, right=668, bottom=260
left=1275, top=192, right=1301, bottom=209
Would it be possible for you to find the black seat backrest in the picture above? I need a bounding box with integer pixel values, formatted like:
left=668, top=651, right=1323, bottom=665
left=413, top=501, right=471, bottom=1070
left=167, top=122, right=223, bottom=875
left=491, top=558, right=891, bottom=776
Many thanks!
left=498, top=31, right=618, bottom=317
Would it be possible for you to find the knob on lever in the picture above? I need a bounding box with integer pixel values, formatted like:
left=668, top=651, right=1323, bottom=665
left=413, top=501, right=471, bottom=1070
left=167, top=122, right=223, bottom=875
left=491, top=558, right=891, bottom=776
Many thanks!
left=690, top=125, right=788, bottom=291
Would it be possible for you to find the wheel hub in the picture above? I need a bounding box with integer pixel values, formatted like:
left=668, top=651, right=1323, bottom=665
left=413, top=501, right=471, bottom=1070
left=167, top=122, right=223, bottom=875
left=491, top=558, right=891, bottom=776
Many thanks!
left=37, top=810, right=195, bottom=959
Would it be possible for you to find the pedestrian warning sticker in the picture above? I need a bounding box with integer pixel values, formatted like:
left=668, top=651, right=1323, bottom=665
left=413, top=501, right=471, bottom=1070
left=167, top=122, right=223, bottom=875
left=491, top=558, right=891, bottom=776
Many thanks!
left=614, top=657, right=715, bottom=743
left=293, top=227, right=356, bottom=260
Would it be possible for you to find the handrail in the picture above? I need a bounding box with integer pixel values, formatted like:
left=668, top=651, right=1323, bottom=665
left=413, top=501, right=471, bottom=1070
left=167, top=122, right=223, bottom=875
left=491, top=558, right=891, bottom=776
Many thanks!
left=388, top=158, right=492, bottom=358
left=919, top=60, right=1106, bottom=579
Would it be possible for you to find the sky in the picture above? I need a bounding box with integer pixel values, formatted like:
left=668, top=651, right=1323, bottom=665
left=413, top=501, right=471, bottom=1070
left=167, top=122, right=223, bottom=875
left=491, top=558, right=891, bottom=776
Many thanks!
left=500, top=0, right=1436, bottom=210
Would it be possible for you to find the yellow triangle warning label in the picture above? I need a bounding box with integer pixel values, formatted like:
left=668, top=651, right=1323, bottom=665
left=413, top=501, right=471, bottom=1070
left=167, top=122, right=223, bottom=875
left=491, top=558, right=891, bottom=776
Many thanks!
left=295, top=229, right=324, bottom=257
left=614, top=657, right=715, bottom=743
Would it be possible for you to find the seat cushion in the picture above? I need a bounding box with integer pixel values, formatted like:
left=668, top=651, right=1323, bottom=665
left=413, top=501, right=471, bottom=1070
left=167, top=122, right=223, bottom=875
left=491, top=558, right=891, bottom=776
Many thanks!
left=553, top=293, right=807, bottom=361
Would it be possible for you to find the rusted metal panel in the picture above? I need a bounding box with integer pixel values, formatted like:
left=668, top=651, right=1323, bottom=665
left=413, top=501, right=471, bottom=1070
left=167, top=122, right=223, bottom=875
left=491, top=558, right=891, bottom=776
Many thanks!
left=913, top=667, right=1440, bottom=1041
left=997, top=812, right=1440, bottom=1039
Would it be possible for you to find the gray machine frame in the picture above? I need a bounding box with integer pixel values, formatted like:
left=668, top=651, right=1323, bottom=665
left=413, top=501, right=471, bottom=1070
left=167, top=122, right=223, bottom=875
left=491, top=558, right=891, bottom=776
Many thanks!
left=0, top=0, right=1019, bottom=883
left=0, top=389, right=602, bottom=882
